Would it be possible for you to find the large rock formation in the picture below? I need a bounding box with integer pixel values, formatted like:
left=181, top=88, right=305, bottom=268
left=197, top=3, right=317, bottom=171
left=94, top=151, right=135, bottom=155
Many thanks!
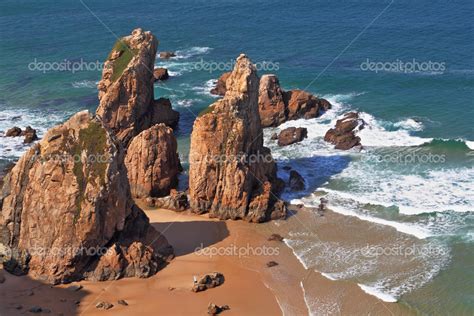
left=324, top=112, right=363, bottom=150
left=0, top=111, right=172, bottom=284
left=213, top=73, right=332, bottom=127
left=96, top=28, right=179, bottom=148
left=189, top=55, right=285, bottom=222
left=125, top=124, right=181, bottom=199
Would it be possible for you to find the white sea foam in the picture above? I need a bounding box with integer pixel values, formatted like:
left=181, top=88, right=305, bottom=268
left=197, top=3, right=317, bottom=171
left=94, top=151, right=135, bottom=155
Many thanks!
left=174, top=46, right=212, bottom=59
left=393, top=118, right=424, bottom=131
left=190, top=79, right=219, bottom=97
left=358, top=283, right=398, bottom=302
left=72, top=80, right=98, bottom=89
left=466, top=140, right=474, bottom=150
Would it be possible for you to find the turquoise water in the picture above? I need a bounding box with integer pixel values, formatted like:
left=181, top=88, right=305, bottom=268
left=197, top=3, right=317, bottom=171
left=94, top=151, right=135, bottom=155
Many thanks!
left=0, top=0, right=473, bottom=314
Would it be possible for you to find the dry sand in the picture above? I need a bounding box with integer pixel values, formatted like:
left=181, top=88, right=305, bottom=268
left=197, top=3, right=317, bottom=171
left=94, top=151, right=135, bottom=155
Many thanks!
left=0, top=204, right=414, bottom=315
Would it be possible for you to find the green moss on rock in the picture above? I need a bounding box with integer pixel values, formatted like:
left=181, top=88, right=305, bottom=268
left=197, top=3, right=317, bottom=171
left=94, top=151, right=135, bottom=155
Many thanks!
left=107, top=39, right=138, bottom=82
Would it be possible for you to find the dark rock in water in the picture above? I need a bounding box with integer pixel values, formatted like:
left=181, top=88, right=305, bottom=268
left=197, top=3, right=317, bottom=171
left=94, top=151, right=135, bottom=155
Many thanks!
left=117, top=299, right=128, bottom=306
left=277, top=127, right=308, bottom=147
left=210, top=72, right=231, bottom=96
left=159, top=51, right=176, bottom=59
left=324, top=112, right=363, bottom=150
left=268, top=233, right=284, bottom=242
left=270, top=133, right=278, bottom=140
left=21, top=126, right=38, bottom=143
left=153, top=68, right=169, bottom=81
left=208, top=303, right=230, bottom=315
left=5, top=127, right=22, bottom=137
left=146, top=190, right=189, bottom=211
left=282, top=166, right=292, bottom=171
left=96, top=301, right=114, bottom=310
left=266, top=261, right=278, bottom=267
left=29, top=306, right=43, bottom=313
left=283, top=89, right=332, bottom=122
left=192, top=272, right=225, bottom=292
left=289, top=170, right=305, bottom=191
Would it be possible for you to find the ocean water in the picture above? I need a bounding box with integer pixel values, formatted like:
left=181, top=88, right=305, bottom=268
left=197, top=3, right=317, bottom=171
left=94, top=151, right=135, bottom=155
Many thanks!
left=0, top=0, right=473, bottom=314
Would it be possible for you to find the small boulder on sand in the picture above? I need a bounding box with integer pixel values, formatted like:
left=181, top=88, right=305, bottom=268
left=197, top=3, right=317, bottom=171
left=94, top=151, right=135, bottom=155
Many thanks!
left=192, top=272, right=225, bottom=292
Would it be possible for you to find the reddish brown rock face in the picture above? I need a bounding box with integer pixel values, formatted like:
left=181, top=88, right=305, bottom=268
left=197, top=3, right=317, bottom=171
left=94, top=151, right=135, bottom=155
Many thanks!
left=153, top=67, right=169, bottom=81
left=125, top=124, right=181, bottom=199
left=324, top=112, right=363, bottom=150
left=0, top=111, right=172, bottom=284
left=258, top=75, right=287, bottom=127
left=96, top=28, right=179, bottom=148
left=283, top=89, right=331, bottom=121
left=277, top=127, right=308, bottom=147
left=210, top=72, right=231, bottom=96
left=189, top=55, right=286, bottom=222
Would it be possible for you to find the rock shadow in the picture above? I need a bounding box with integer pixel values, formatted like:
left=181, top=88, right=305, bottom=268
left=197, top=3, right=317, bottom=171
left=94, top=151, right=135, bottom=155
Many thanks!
left=152, top=220, right=229, bottom=257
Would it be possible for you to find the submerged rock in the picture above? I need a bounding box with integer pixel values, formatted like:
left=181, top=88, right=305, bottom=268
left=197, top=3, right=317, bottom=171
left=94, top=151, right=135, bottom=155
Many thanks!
left=0, top=111, right=173, bottom=284
left=277, top=127, right=308, bottom=147
left=159, top=51, right=176, bottom=59
left=125, top=124, right=181, bottom=199
left=289, top=170, right=305, bottom=191
left=189, top=54, right=286, bottom=222
left=96, top=28, right=179, bottom=148
left=22, top=126, right=38, bottom=144
left=5, top=127, right=22, bottom=137
left=324, top=112, right=363, bottom=150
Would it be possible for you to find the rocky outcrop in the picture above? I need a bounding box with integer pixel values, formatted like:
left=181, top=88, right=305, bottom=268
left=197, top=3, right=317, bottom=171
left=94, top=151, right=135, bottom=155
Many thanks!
left=277, top=127, right=308, bottom=147
left=0, top=111, right=173, bottom=284
left=283, top=89, right=331, bottom=122
left=288, top=170, right=305, bottom=191
left=192, top=272, right=225, bottom=292
left=96, top=28, right=179, bottom=148
left=258, top=75, right=287, bottom=127
left=125, top=124, right=181, bottom=199
left=210, top=72, right=231, bottom=96
left=189, top=55, right=286, bottom=222
left=4, top=126, right=38, bottom=144
left=324, top=112, right=363, bottom=150
left=159, top=51, right=176, bottom=59
left=153, top=68, right=169, bottom=81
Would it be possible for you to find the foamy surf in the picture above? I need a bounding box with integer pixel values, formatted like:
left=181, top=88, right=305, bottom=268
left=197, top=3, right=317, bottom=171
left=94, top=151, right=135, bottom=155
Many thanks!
left=358, top=284, right=398, bottom=302
left=174, top=46, right=212, bottom=59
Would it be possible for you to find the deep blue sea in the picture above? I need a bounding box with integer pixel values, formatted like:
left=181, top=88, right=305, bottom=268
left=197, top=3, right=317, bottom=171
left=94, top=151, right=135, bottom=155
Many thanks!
left=0, top=0, right=473, bottom=314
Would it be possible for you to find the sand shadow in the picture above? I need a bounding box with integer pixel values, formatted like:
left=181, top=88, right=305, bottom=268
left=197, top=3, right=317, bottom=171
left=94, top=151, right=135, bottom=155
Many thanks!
left=152, top=220, right=229, bottom=257
left=0, top=270, right=88, bottom=316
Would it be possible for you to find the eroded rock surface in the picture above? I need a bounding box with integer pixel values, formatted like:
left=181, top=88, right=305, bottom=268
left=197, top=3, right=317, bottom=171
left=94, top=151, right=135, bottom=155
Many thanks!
left=125, top=124, right=181, bottom=199
left=96, top=28, right=179, bottom=148
left=324, top=112, right=363, bottom=150
left=277, top=127, right=308, bottom=147
left=189, top=55, right=286, bottom=222
left=0, top=111, right=173, bottom=284
left=210, top=72, right=231, bottom=96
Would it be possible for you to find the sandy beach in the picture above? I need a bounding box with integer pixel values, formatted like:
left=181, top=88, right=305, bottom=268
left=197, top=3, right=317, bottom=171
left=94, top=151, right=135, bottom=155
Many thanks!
left=0, top=203, right=419, bottom=315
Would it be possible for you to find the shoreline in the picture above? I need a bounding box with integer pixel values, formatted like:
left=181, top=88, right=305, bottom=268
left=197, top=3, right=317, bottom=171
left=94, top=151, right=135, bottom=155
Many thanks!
left=1, top=204, right=417, bottom=315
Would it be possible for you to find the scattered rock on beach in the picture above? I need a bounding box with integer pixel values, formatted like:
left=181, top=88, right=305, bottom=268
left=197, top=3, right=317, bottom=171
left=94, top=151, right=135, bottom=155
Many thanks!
left=270, top=132, right=278, bottom=140
left=208, top=303, right=230, bottom=315
left=268, top=233, right=284, bottom=242
left=66, top=285, right=83, bottom=292
left=289, top=170, right=305, bottom=191
left=159, top=51, right=176, bottom=59
left=95, top=301, right=114, bottom=310
left=28, top=306, right=43, bottom=313
left=146, top=189, right=189, bottom=211
left=266, top=261, right=279, bottom=268
left=324, top=112, right=363, bottom=150
left=210, top=72, right=231, bottom=96
left=153, top=67, right=169, bottom=81
left=277, top=127, right=308, bottom=147
left=117, top=299, right=128, bottom=306
left=192, top=272, right=225, bottom=292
